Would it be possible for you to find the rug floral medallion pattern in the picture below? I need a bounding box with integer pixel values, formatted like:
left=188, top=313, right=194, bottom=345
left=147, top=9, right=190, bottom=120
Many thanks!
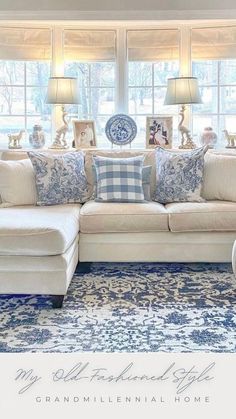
left=0, top=262, right=236, bottom=352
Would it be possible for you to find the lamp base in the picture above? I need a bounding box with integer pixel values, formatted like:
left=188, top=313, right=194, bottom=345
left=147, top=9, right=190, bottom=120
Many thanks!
left=178, top=105, right=196, bottom=149
left=49, top=105, right=70, bottom=150
left=49, top=142, right=69, bottom=150
left=179, top=136, right=196, bottom=149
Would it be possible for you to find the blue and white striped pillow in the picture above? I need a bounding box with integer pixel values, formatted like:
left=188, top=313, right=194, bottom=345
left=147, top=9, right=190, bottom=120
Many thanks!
left=93, top=155, right=145, bottom=202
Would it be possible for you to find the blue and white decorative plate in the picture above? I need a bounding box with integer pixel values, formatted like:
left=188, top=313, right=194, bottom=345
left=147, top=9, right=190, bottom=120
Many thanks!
left=105, top=114, right=137, bottom=145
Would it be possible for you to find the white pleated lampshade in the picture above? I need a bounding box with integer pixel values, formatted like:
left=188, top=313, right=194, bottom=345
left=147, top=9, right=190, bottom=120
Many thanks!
left=164, top=77, right=202, bottom=105
left=46, top=77, right=79, bottom=104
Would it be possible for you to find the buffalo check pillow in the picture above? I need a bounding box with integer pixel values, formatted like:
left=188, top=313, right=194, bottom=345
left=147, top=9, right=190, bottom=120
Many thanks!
left=92, top=164, right=152, bottom=201
left=93, top=155, right=145, bottom=202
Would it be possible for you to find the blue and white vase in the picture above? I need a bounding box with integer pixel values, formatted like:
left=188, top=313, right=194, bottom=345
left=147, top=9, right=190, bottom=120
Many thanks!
left=200, top=127, right=217, bottom=148
left=29, top=124, right=46, bottom=149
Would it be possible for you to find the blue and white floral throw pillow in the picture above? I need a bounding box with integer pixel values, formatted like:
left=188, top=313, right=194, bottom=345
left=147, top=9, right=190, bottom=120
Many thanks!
left=28, top=151, right=89, bottom=206
left=154, top=147, right=207, bottom=203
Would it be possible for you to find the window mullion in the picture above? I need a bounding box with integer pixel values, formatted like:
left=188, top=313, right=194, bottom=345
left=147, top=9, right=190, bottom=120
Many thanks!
left=217, top=61, right=221, bottom=138
left=89, top=65, right=92, bottom=117
left=116, top=28, right=128, bottom=114
left=51, top=26, right=64, bottom=139
left=24, top=62, right=27, bottom=134
left=180, top=26, right=192, bottom=133
left=152, top=63, right=155, bottom=115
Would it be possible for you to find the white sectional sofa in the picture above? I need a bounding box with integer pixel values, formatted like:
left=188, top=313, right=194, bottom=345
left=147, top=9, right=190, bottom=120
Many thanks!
left=1, top=148, right=236, bottom=307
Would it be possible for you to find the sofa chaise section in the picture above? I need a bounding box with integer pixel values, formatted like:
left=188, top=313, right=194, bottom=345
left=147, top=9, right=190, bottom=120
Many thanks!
left=0, top=204, right=81, bottom=307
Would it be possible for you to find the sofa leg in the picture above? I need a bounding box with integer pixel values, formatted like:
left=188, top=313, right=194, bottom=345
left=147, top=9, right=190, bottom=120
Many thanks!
left=76, top=262, right=92, bottom=273
left=52, top=295, right=65, bottom=309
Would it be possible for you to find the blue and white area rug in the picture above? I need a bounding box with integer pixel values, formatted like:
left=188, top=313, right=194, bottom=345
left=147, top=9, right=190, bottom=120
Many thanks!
left=0, top=263, right=236, bottom=353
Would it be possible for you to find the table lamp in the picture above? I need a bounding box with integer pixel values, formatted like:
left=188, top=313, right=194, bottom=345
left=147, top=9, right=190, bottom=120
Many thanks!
left=164, top=76, right=202, bottom=149
left=46, top=77, right=79, bottom=149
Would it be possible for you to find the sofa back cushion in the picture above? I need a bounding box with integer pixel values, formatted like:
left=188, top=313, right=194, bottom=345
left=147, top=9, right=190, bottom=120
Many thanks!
left=1, top=151, right=29, bottom=161
left=0, top=159, right=37, bottom=207
left=202, top=152, right=236, bottom=201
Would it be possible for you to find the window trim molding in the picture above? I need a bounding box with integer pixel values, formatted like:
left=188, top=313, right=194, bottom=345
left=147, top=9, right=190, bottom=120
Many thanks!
left=1, top=11, right=236, bottom=21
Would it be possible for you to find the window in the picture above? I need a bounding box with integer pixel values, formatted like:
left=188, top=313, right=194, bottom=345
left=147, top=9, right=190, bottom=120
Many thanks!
left=127, top=29, right=180, bottom=148
left=0, top=61, right=51, bottom=147
left=64, top=29, right=116, bottom=148
left=192, top=60, right=236, bottom=147
left=191, top=26, right=236, bottom=147
left=65, top=61, right=115, bottom=147
left=0, top=26, right=52, bottom=148
left=128, top=61, right=179, bottom=147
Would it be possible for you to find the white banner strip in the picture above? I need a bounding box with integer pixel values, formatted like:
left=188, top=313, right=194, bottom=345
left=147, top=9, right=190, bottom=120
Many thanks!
left=0, top=353, right=234, bottom=419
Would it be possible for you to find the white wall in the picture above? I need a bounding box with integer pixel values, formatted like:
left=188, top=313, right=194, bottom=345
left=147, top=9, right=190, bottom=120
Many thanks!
left=0, top=0, right=236, bottom=10
left=0, top=0, right=236, bottom=20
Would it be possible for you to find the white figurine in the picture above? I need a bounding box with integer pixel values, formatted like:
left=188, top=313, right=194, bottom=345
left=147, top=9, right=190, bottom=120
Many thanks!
left=223, top=129, right=236, bottom=148
left=8, top=130, right=24, bottom=149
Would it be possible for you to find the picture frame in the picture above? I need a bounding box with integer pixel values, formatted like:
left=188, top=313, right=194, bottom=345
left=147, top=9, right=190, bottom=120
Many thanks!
left=72, top=119, right=97, bottom=149
left=146, top=116, right=173, bottom=149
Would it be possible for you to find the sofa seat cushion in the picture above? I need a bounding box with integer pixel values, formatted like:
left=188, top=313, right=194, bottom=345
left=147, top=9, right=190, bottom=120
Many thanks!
left=80, top=200, right=168, bottom=233
left=166, top=201, right=236, bottom=232
left=0, top=204, right=81, bottom=256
